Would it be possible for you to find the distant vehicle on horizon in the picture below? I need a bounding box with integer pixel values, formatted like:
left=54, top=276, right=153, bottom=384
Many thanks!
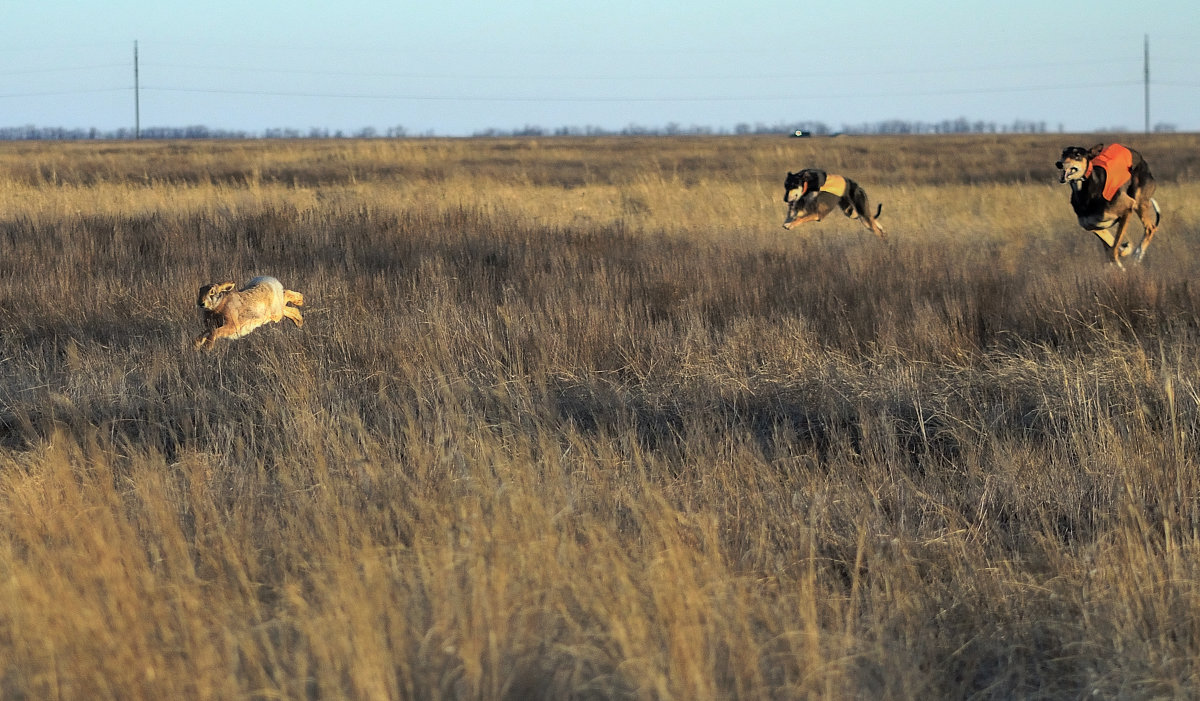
left=789, top=130, right=845, bottom=138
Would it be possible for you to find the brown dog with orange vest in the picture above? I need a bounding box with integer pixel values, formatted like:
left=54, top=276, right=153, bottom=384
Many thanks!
left=782, top=169, right=887, bottom=241
left=1056, top=143, right=1160, bottom=267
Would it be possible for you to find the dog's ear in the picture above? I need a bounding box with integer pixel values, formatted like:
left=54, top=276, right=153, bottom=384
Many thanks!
left=812, top=170, right=827, bottom=188
left=1087, top=143, right=1105, bottom=159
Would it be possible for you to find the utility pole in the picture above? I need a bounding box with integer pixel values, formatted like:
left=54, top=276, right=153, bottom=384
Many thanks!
left=1143, top=34, right=1150, bottom=134
left=134, top=40, right=140, bottom=139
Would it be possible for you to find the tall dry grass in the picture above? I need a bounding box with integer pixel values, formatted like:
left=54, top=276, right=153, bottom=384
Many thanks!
left=1, top=134, right=1200, bottom=699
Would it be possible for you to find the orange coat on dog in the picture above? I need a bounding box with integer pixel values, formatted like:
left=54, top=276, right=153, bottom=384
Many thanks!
left=1087, top=143, right=1134, bottom=201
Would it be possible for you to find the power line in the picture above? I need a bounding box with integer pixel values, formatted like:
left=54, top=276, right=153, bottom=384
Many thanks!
left=139, top=58, right=1138, bottom=83
left=136, top=80, right=1143, bottom=103
left=0, top=41, right=129, bottom=54
left=1, top=80, right=1150, bottom=103
left=0, top=87, right=127, bottom=99
left=0, top=64, right=127, bottom=77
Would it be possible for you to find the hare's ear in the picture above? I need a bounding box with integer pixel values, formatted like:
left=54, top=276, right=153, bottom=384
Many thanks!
left=217, top=282, right=236, bottom=293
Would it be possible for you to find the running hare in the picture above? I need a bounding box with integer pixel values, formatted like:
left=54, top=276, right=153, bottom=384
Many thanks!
left=194, top=276, right=304, bottom=350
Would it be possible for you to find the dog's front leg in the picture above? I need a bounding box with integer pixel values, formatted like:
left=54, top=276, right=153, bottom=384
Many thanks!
left=783, top=212, right=822, bottom=230
left=1108, top=214, right=1133, bottom=268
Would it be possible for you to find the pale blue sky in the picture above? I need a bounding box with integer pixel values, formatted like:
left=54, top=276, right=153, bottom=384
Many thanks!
left=1, top=0, right=1197, bottom=135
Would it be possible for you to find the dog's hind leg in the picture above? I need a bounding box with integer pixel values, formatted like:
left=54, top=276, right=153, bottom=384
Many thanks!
left=1133, top=198, right=1161, bottom=261
left=860, top=217, right=887, bottom=241
left=847, top=189, right=885, bottom=241
left=858, top=203, right=887, bottom=242
left=865, top=218, right=887, bottom=241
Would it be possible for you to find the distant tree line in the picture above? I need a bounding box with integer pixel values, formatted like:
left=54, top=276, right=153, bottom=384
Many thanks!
left=514, top=119, right=1172, bottom=137
left=0, top=124, right=413, bottom=141
left=471, top=118, right=1059, bottom=137
left=0, top=118, right=1178, bottom=141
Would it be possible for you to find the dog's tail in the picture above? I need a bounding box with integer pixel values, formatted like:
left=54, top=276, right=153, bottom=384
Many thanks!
left=874, top=203, right=883, bottom=219
left=1151, top=198, right=1161, bottom=227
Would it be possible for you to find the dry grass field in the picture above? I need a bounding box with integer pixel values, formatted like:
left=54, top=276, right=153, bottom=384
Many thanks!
left=2, top=132, right=1200, bottom=699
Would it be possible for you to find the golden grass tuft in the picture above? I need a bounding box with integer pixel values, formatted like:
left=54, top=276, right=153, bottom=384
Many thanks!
left=2, top=133, right=1200, bottom=698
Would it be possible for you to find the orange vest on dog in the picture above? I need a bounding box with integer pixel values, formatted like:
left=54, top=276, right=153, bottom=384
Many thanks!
left=820, top=174, right=847, bottom=198
left=1087, top=144, right=1133, bottom=201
